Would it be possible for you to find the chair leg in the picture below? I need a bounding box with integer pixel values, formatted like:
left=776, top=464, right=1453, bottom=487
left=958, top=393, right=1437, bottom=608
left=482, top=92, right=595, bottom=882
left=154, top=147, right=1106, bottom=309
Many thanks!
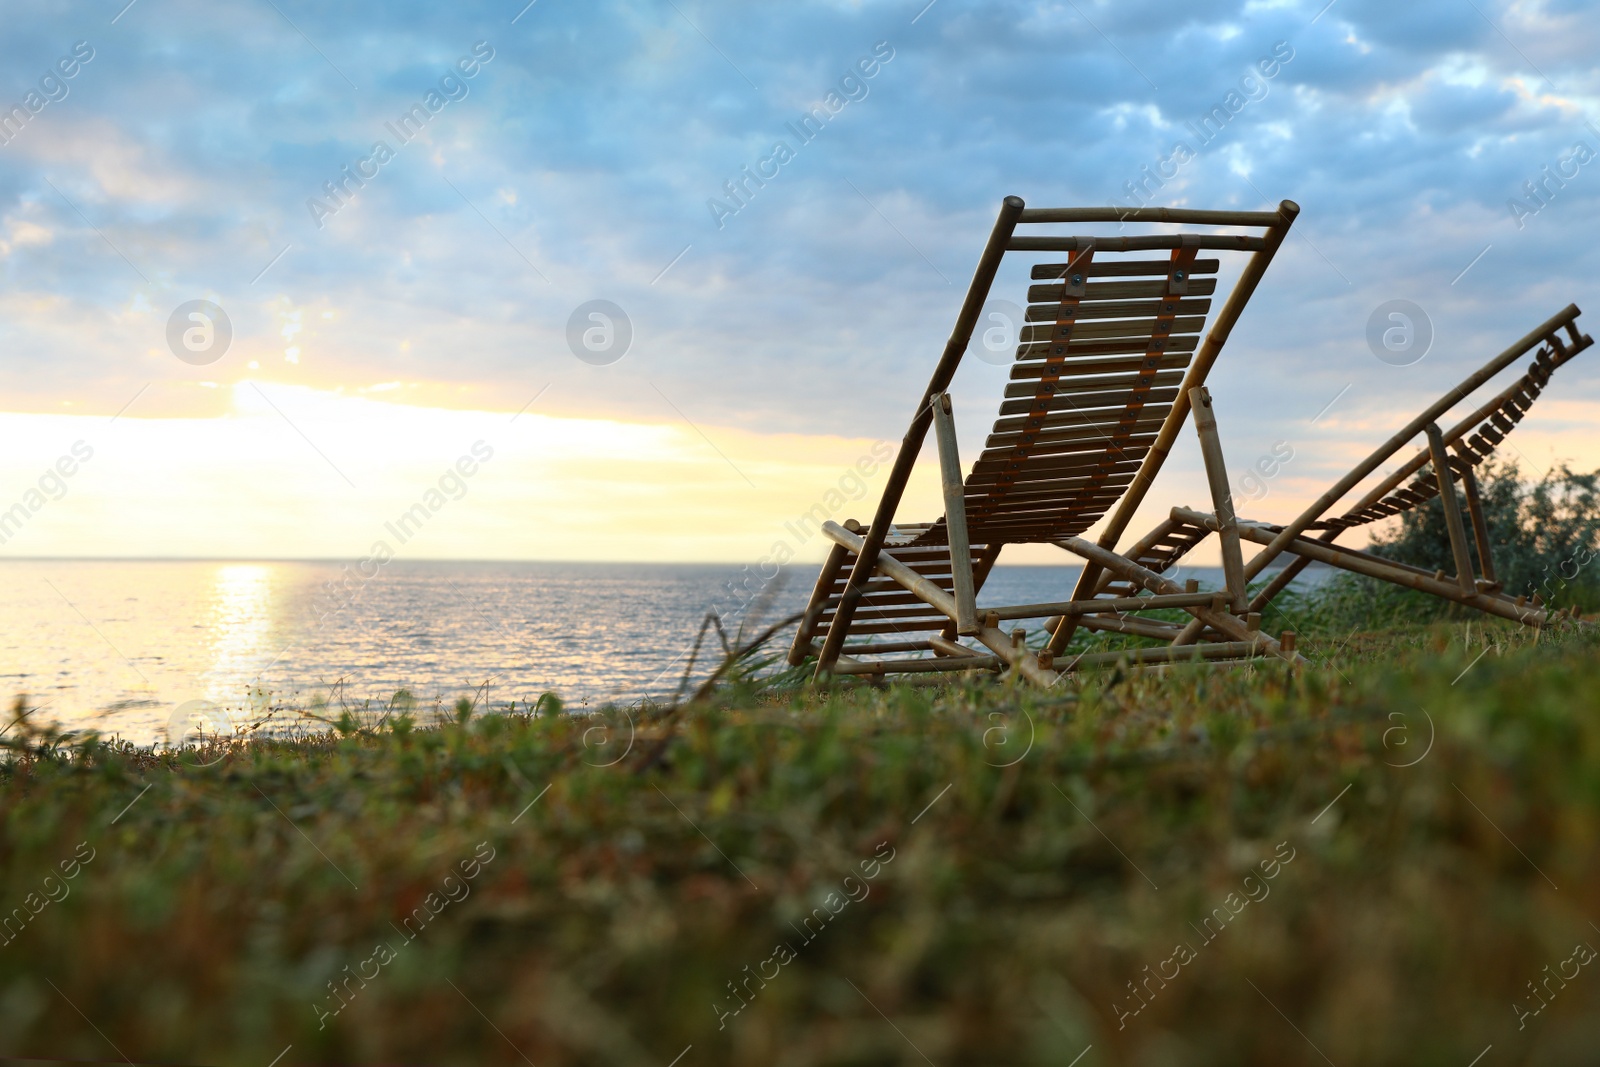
left=1452, top=445, right=1498, bottom=586
left=788, top=541, right=850, bottom=666
left=931, top=393, right=979, bottom=635
left=1248, top=546, right=1321, bottom=614
left=1189, top=385, right=1248, bottom=614
left=1055, top=535, right=1298, bottom=663
left=812, top=196, right=1026, bottom=681
left=820, top=522, right=1060, bottom=685
left=1049, top=516, right=1195, bottom=653
left=1186, top=508, right=1551, bottom=628
left=1425, top=423, right=1477, bottom=596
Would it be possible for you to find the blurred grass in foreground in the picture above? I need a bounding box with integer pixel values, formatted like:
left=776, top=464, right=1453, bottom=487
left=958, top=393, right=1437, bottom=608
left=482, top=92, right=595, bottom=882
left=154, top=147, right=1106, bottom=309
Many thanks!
left=3, top=622, right=1600, bottom=1066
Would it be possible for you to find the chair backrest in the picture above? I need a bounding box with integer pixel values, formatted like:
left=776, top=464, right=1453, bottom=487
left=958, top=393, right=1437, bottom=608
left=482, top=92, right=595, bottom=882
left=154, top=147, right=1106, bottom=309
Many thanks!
left=800, top=200, right=1299, bottom=675
left=956, top=251, right=1221, bottom=544
left=907, top=210, right=1292, bottom=549
left=1315, top=313, right=1591, bottom=531
left=1107, top=308, right=1593, bottom=587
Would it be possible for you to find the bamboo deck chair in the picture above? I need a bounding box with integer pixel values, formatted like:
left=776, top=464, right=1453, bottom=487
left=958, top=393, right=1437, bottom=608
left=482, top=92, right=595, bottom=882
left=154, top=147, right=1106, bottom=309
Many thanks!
left=1083, top=304, right=1594, bottom=642
left=788, top=197, right=1304, bottom=684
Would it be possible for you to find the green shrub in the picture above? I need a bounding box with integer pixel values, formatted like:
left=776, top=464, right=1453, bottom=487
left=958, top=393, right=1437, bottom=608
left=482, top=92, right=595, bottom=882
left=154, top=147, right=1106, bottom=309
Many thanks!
left=1292, top=458, right=1600, bottom=633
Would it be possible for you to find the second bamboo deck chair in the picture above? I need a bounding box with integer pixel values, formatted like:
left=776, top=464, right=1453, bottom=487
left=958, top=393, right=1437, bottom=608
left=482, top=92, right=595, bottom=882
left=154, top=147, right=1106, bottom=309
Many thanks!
left=789, top=197, right=1304, bottom=684
left=1092, top=304, right=1593, bottom=640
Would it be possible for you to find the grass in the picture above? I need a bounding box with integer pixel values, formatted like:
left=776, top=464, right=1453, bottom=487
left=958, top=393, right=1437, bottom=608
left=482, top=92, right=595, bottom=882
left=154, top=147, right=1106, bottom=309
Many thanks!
left=3, top=621, right=1600, bottom=1065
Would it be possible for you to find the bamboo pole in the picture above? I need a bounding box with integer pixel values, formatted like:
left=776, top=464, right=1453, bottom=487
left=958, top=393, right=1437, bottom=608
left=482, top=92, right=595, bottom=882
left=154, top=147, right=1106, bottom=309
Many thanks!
left=929, top=634, right=976, bottom=658
left=1245, top=309, right=1587, bottom=617
left=1189, top=385, right=1248, bottom=613
left=1232, top=304, right=1582, bottom=585
left=971, top=543, right=1005, bottom=595
left=1425, top=423, right=1477, bottom=596
left=985, top=590, right=1218, bottom=620
left=940, top=542, right=1004, bottom=644
left=788, top=541, right=850, bottom=665
left=1454, top=446, right=1498, bottom=585
left=832, top=655, right=1001, bottom=675
left=1051, top=199, right=1300, bottom=653
left=1086, top=516, right=1187, bottom=595
left=814, top=196, right=1026, bottom=680
left=806, top=522, right=1062, bottom=682
left=1009, top=235, right=1265, bottom=253
left=1019, top=207, right=1284, bottom=226
left=1067, top=641, right=1260, bottom=669
left=1055, top=535, right=1297, bottom=662
left=972, top=624, right=1061, bottom=686
left=843, top=640, right=935, bottom=656
left=933, top=627, right=1057, bottom=683
left=819, top=523, right=959, bottom=621
left=1171, top=508, right=1550, bottom=627
left=1247, top=549, right=1321, bottom=613
left=931, top=393, right=979, bottom=634
left=1310, top=319, right=1586, bottom=528
left=1076, top=613, right=1189, bottom=641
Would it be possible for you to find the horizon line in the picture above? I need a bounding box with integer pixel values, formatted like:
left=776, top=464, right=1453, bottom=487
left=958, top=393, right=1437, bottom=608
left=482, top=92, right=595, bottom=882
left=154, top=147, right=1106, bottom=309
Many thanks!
left=0, top=554, right=1093, bottom=566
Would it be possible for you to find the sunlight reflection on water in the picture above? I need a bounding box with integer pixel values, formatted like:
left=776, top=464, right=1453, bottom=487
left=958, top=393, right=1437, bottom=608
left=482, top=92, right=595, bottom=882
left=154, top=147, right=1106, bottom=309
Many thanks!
left=201, top=564, right=276, bottom=706
left=1, top=559, right=1254, bottom=746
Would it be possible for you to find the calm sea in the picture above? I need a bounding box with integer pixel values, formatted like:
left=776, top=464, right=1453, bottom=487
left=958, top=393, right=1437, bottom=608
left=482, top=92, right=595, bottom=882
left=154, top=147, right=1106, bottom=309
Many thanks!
left=1, top=559, right=1247, bottom=746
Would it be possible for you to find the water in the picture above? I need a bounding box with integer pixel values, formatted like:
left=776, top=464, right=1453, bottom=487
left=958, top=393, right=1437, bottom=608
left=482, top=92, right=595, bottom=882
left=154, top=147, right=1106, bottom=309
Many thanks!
left=0, top=559, right=1251, bottom=746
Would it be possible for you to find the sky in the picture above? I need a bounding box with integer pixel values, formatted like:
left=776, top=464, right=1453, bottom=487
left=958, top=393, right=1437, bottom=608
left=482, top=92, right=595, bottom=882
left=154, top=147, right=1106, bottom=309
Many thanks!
left=1, top=0, right=1598, bottom=565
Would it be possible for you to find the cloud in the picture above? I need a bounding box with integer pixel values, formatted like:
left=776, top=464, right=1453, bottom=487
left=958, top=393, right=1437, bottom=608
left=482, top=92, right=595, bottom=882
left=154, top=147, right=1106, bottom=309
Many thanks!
left=0, top=0, right=1596, bottom=558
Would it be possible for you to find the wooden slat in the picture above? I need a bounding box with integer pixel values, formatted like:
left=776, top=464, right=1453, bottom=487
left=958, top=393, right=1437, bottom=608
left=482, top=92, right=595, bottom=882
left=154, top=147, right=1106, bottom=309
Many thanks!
left=987, top=485, right=1136, bottom=511
left=969, top=450, right=1148, bottom=481
left=969, top=477, right=1145, bottom=507
left=1009, top=336, right=1200, bottom=363
left=968, top=468, right=1149, bottom=495
left=1002, top=369, right=1186, bottom=401
left=970, top=481, right=1137, bottom=512
left=974, top=507, right=1129, bottom=532
left=983, top=422, right=1164, bottom=451
left=997, top=385, right=1181, bottom=418
left=1021, top=316, right=1207, bottom=342
left=991, top=404, right=1177, bottom=435
left=1009, top=352, right=1193, bottom=380
left=970, top=455, right=1147, bottom=484
left=1032, top=258, right=1219, bottom=280
left=975, top=439, right=1155, bottom=469
left=1023, top=297, right=1212, bottom=323
left=971, top=497, right=1133, bottom=529
left=1027, top=277, right=1218, bottom=303
left=974, top=431, right=1155, bottom=461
